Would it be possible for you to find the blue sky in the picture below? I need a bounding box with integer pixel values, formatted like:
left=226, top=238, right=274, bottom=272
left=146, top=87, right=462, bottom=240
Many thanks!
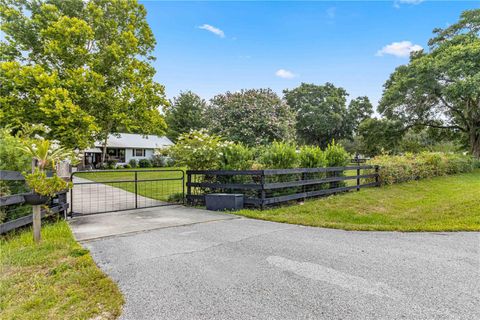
left=142, top=0, right=479, bottom=109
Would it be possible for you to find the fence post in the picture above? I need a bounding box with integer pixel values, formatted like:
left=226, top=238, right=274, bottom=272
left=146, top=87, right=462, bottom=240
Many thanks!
left=186, top=171, right=192, bottom=205
left=356, top=166, right=360, bottom=191
left=375, top=165, right=380, bottom=186
left=33, top=205, right=41, bottom=243
left=70, top=173, right=74, bottom=217
left=182, top=171, right=185, bottom=205
left=134, top=171, right=138, bottom=209
left=260, top=171, right=266, bottom=210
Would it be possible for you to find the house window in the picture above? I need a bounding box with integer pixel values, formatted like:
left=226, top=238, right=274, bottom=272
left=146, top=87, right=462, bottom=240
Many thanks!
left=133, top=149, right=145, bottom=157
left=106, top=148, right=125, bottom=162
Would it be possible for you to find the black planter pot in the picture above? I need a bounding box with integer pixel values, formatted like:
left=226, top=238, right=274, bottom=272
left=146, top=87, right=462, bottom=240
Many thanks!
left=23, top=193, right=50, bottom=205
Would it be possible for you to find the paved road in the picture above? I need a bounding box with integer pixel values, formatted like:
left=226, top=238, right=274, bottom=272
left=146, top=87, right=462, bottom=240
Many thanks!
left=76, top=209, right=480, bottom=320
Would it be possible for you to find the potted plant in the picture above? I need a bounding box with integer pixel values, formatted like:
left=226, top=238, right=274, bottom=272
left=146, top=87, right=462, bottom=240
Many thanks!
left=16, top=133, right=76, bottom=243
left=23, top=169, right=72, bottom=205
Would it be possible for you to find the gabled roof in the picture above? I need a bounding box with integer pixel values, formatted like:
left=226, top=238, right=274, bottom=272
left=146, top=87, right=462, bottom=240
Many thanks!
left=95, top=133, right=173, bottom=149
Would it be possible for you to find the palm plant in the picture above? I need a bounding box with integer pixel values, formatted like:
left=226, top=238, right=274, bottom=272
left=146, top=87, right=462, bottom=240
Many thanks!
left=17, top=139, right=73, bottom=171
left=17, top=138, right=73, bottom=200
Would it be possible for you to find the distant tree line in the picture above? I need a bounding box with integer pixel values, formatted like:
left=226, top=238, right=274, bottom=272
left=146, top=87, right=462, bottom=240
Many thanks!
left=166, top=9, right=480, bottom=158
left=165, top=84, right=374, bottom=150
left=164, top=83, right=466, bottom=158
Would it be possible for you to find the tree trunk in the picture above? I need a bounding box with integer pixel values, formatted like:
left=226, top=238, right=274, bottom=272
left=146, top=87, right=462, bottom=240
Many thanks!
left=471, top=130, right=480, bottom=159
left=101, top=135, right=108, bottom=165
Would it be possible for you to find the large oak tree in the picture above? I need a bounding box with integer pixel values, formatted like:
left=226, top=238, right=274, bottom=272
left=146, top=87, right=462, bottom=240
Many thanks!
left=1, top=0, right=167, bottom=159
left=379, top=9, right=480, bottom=158
left=284, top=83, right=372, bottom=147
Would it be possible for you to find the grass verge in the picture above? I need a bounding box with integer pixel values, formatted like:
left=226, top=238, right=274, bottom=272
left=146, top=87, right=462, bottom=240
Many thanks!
left=0, top=221, right=124, bottom=320
left=235, top=169, right=480, bottom=232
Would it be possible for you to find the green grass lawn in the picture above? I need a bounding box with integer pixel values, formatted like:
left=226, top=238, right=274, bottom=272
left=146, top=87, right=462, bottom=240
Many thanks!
left=75, top=167, right=185, bottom=202
left=0, top=221, right=124, bottom=320
left=235, top=169, right=480, bottom=232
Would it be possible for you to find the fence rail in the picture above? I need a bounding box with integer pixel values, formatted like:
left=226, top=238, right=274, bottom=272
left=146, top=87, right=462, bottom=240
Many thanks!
left=0, top=170, right=69, bottom=235
left=186, top=165, right=379, bottom=209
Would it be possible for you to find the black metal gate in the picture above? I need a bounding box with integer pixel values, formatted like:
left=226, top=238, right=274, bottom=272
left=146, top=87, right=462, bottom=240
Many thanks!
left=70, top=169, right=184, bottom=215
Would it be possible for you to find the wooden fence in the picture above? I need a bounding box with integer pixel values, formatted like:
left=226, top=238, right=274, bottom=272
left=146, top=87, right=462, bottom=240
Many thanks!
left=0, top=170, right=69, bottom=234
left=186, top=165, right=379, bottom=209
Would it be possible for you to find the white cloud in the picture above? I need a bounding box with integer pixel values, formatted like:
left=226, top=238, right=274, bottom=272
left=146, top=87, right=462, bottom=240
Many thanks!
left=275, top=69, right=297, bottom=79
left=394, top=0, right=424, bottom=8
left=376, top=41, right=423, bottom=58
left=197, top=24, right=225, bottom=38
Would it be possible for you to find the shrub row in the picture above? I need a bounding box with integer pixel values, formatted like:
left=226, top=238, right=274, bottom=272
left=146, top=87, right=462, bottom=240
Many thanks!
left=368, top=152, right=476, bottom=185
left=166, top=130, right=350, bottom=170
left=99, top=156, right=174, bottom=170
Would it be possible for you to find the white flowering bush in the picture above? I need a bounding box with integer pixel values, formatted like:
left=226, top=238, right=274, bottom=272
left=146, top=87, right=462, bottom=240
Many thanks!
left=206, top=89, right=296, bottom=146
left=168, top=129, right=225, bottom=170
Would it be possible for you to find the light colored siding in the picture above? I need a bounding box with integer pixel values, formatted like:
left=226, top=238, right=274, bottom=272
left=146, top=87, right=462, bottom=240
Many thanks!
left=145, top=149, right=154, bottom=159
left=124, top=148, right=154, bottom=165
left=124, top=148, right=134, bottom=164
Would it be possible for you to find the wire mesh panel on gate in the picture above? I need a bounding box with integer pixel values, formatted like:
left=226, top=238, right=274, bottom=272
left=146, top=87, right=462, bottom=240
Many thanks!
left=70, top=169, right=184, bottom=215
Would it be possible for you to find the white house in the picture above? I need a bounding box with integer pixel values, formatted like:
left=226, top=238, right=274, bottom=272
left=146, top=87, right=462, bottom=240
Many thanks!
left=82, top=133, right=173, bottom=168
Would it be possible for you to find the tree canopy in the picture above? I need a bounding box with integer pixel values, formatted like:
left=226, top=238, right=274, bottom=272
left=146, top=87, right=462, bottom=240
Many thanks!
left=347, top=96, right=374, bottom=135
left=379, top=9, right=480, bottom=158
left=356, top=118, right=404, bottom=157
left=284, top=83, right=372, bottom=147
left=206, top=89, right=296, bottom=146
left=0, top=0, right=167, bottom=152
left=165, top=91, right=207, bottom=142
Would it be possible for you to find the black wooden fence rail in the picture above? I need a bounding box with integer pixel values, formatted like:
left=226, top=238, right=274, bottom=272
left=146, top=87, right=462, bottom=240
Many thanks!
left=186, top=165, right=380, bottom=209
left=0, top=170, right=69, bottom=234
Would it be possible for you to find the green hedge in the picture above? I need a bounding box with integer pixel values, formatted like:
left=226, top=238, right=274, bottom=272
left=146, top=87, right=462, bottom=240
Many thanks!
left=168, top=130, right=351, bottom=170
left=368, top=152, right=475, bottom=185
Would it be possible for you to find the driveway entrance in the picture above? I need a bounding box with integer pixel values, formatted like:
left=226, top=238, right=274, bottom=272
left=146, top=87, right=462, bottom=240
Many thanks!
left=70, top=169, right=184, bottom=215
left=69, top=205, right=236, bottom=241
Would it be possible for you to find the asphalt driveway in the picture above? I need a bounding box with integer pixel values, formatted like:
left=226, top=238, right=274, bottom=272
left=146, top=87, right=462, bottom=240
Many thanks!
left=73, top=209, right=480, bottom=320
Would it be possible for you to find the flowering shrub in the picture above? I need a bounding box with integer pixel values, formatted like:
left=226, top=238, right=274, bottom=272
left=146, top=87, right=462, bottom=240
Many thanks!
left=168, top=132, right=352, bottom=171
left=207, top=89, right=296, bottom=146
left=299, top=145, right=326, bottom=168
left=168, top=129, right=226, bottom=170
left=369, top=152, right=475, bottom=185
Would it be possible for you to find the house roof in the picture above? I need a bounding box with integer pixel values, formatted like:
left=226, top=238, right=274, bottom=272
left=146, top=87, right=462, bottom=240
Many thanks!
left=95, top=133, right=173, bottom=149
